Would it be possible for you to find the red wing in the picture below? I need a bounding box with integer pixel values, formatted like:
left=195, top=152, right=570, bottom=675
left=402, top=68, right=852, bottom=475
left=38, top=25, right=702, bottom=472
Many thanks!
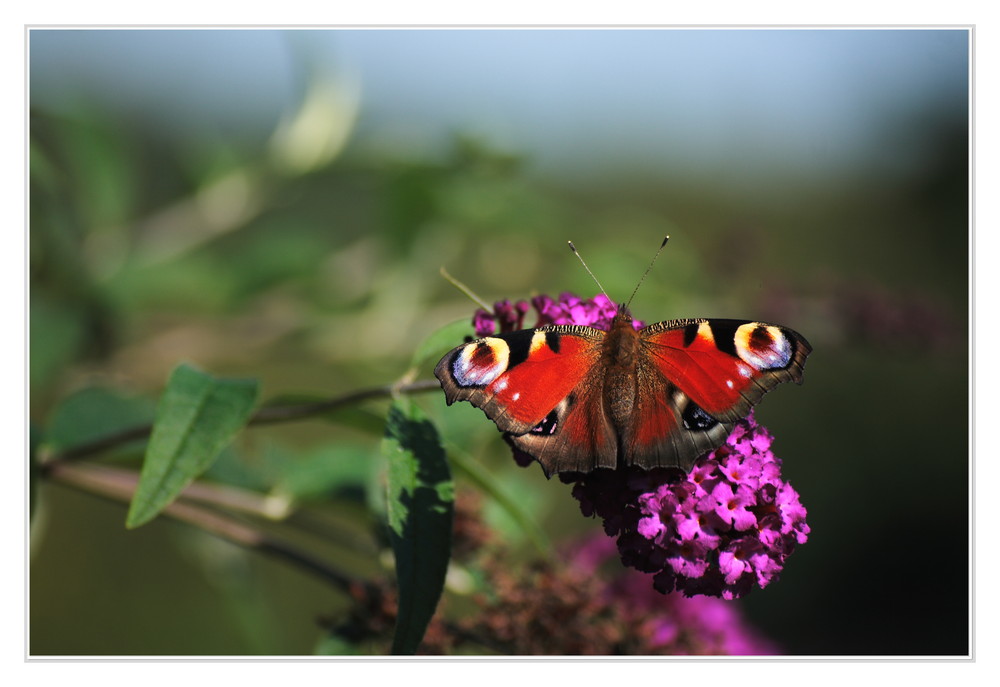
left=434, top=325, right=603, bottom=433
left=620, top=358, right=736, bottom=471
left=506, top=377, right=618, bottom=476
left=436, top=314, right=811, bottom=476
left=434, top=325, right=618, bottom=475
left=612, top=318, right=810, bottom=472
left=640, top=318, right=812, bottom=423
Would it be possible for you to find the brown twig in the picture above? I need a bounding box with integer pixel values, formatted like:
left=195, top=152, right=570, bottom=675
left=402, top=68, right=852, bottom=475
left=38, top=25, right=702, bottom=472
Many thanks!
left=46, top=461, right=359, bottom=590
left=48, top=378, right=442, bottom=463
left=249, top=379, right=440, bottom=425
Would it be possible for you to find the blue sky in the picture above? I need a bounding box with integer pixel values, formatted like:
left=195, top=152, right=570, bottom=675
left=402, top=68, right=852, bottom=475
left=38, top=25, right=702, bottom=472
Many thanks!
left=30, top=29, right=969, bottom=184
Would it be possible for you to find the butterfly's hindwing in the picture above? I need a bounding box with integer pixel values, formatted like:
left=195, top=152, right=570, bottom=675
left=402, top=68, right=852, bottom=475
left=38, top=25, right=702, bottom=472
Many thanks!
left=507, top=383, right=618, bottom=475
left=619, top=355, right=734, bottom=471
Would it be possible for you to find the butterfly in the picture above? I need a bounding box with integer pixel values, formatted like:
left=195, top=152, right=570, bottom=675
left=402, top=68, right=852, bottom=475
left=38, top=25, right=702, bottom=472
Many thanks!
left=434, top=242, right=812, bottom=477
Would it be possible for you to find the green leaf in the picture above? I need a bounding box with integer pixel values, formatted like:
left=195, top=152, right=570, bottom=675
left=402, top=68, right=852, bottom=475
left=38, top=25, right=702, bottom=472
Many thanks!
left=126, top=363, right=259, bottom=529
left=45, top=386, right=156, bottom=453
left=29, top=295, right=88, bottom=392
left=409, top=318, right=474, bottom=371
left=277, top=442, right=375, bottom=502
left=382, top=400, right=454, bottom=655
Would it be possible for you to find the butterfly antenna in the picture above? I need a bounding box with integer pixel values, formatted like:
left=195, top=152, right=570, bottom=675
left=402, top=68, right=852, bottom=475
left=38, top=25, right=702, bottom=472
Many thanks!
left=625, top=235, right=670, bottom=309
left=568, top=241, right=610, bottom=301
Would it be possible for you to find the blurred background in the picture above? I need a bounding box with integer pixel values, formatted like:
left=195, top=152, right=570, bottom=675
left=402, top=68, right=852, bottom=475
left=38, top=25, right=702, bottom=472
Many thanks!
left=29, top=28, right=969, bottom=655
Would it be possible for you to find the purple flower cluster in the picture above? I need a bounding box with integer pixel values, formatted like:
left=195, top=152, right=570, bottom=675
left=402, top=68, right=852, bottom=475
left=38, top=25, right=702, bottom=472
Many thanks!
left=469, top=293, right=810, bottom=599
left=567, top=415, right=809, bottom=599
left=473, top=292, right=642, bottom=337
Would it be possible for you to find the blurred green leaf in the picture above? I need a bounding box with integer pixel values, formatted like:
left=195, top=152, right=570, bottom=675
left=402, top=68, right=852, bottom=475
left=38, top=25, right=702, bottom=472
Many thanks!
left=384, top=165, right=442, bottom=250
left=45, top=387, right=156, bottom=452
left=210, top=221, right=331, bottom=302
left=481, top=475, right=549, bottom=548
left=52, top=111, right=136, bottom=231
left=107, top=256, right=238, bottom=314
left=446, top=446, right=550, bottom=554
left=409, top=318, right=473, bottom=371
left=29, top=296, right=88, bottom=392
left=277, top=443, right=375, bottom=503
left=382, top=400, right=453, bottom=655
left=126, top=364, right=259, bottom=529
left=196, top=444, right=260, bottom=490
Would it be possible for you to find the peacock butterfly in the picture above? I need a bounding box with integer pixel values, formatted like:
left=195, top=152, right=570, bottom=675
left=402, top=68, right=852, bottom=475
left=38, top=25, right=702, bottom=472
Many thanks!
left=434, top=238, right=812, bottom=477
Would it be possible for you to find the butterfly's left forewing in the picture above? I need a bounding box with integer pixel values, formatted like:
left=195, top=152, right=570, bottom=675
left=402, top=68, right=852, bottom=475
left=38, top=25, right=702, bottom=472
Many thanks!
left=435, top=327, right=618, bottom=474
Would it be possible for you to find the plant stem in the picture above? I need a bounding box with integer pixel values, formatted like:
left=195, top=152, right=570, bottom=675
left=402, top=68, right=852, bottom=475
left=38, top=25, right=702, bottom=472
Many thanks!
left=46, top=461, right=359, bottom=590
left=250, top=379, right=440, bottom=425
left=47, top=378, right=441, bottom=463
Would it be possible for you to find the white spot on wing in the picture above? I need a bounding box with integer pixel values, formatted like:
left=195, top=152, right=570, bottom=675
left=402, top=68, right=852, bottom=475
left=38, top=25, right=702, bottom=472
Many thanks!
left=452, top=338, right=510, bottom=387
left=734, top=323, right=792, bottom=370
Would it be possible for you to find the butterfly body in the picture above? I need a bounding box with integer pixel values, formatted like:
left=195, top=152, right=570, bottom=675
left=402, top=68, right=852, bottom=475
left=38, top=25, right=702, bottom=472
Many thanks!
left=435, top=304, right=811, bottom=477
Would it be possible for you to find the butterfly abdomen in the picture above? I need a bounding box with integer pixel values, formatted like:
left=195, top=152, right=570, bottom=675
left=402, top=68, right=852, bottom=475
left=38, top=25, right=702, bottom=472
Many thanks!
left=601, top=314, right=643, bottom=435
